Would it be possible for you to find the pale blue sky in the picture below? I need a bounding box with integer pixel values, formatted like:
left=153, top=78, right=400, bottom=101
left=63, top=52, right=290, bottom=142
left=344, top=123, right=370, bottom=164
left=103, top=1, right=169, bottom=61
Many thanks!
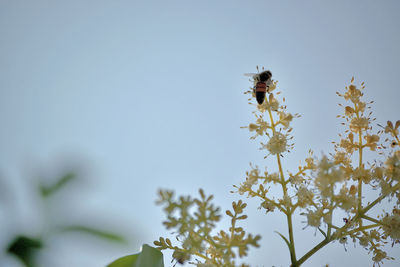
left=0, top=0, right=399, bottom=266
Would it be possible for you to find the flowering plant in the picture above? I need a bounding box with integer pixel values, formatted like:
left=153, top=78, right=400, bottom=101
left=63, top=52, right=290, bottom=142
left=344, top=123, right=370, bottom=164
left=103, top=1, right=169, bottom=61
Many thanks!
left=154, top=69, right=400, bottom=267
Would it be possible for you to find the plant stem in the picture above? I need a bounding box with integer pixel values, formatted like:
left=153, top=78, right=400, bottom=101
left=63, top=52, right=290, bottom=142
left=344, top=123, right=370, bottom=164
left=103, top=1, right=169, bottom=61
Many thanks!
left=361, top=215, right=383, bottom=225
left=295, top=237, right=331, bottom=266
left=344, top=223, right=379, bottom=236
left=248, top=188, right=287, bottom=213
left=356, top=103, right=363, bottom=214
left=266, top=99, right=297, bottom=265
left=362, top=182, right=400, bottom=214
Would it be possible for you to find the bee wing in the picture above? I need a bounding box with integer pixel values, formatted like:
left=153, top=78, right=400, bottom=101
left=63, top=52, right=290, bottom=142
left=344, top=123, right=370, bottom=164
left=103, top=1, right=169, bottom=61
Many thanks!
left=243, top=73, right=257, bottom=77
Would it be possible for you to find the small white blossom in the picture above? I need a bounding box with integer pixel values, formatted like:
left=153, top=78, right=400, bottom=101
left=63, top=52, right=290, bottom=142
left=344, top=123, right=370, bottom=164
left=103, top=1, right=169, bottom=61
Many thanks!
left=306, top=210, right=322, bottom=228
left=349, top=117, right=369, bottom=132
left=264, top=132, right=287, bottom=155
left=385, top=153, right=400, bottom=182
left=372, top=249, right=387, bottom=263
left=381, top=213, right=400, bottom=241
left=297, top=186, right=314, bottom=208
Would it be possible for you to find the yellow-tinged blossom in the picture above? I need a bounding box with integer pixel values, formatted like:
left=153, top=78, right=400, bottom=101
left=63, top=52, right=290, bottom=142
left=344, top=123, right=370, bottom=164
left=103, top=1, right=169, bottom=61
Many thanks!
left=263, top=132, right=288, bottom=155
left=344, top=83, right=362, bottom=103
left=155, top=189, right=260, bottom=266
left=235, top=74, right=400, bottom=266
left=382, top=212, right=400, bottom=241
left=155, top=72, right=400, bottom=267
left=349, top=117, right=369, bottom=132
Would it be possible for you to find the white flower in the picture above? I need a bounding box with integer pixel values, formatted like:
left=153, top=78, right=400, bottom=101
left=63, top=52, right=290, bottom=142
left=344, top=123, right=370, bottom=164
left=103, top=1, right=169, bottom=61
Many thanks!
left=372, top=249, right=387, bottom=263
left=349, top=117, right=369, bottom=132
left=264, top=132, right=287, bottom=155
left=306, top=210, right=322, bottom=228
left=382, top=213, right=400, bottom=240
left=297, top=186, right=314, bottom=208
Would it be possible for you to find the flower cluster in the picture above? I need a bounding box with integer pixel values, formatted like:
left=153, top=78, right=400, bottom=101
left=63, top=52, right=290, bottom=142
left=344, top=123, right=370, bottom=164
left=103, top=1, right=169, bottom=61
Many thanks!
left=155, top=69, right=399, bottom=267
left=154, top=189, right=260, bottom=266
left=236, top=72, right=400, bottom=266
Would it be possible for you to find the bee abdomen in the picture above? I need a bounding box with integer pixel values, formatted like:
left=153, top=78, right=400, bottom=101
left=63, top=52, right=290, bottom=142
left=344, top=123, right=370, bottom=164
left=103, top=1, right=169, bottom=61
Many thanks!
left=255, top=82, right=267, bottom=104
left=256, top=92, right=266, bottom=105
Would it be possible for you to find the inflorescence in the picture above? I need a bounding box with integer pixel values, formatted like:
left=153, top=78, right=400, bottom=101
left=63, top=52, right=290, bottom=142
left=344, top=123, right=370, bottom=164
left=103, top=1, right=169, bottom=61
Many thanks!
left=155, top=69, right=400, bottom=267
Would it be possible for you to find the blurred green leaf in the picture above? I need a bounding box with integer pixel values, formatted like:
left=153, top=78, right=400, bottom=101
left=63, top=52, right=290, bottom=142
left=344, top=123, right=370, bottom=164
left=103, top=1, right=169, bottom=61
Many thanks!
left=107, top=244, right=164, bottom=267
left=40, top=173, right=76, bottom=197
left=107, top=254, right=138, bottom=267
left=60, top=225, right=126, bottom=243
left=274, top=231, right=291, bottom=251
left=7, top=236, right=43, bottom=267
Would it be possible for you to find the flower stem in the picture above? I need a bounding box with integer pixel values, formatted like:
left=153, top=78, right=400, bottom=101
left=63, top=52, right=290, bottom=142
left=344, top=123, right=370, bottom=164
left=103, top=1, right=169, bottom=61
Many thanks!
left=356, top=103, right=363, bottom=214
left=265, top=98, right=297, bottom=265
left=361, top=215, right=383, bottom=226
left=295, top=237, right=331, bottom=266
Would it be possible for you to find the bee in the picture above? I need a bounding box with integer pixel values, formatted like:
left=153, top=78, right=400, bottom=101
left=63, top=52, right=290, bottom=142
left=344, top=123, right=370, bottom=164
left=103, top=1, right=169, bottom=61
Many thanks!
left=244, top=69, right=272, bottom=105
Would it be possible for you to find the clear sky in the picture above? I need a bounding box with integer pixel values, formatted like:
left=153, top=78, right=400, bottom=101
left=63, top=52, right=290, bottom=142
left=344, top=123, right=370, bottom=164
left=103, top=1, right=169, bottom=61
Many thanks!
left=0, top=0, right=399, bottom=266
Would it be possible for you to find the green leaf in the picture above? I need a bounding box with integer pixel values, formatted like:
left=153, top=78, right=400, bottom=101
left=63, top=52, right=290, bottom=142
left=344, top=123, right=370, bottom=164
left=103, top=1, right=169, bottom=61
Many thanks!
left=318, top=227, right=327, bottom=238
left=59, top=225, right=126, bottom=243
left=274, top=231, right=291, bottom=250
left=107, top=254, right=138, bottom=267
left=7, top=236, right=43, bottom=267
left=107, top=244, right=164, bottom=267
left=40, top=173, right=76, bottom=197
